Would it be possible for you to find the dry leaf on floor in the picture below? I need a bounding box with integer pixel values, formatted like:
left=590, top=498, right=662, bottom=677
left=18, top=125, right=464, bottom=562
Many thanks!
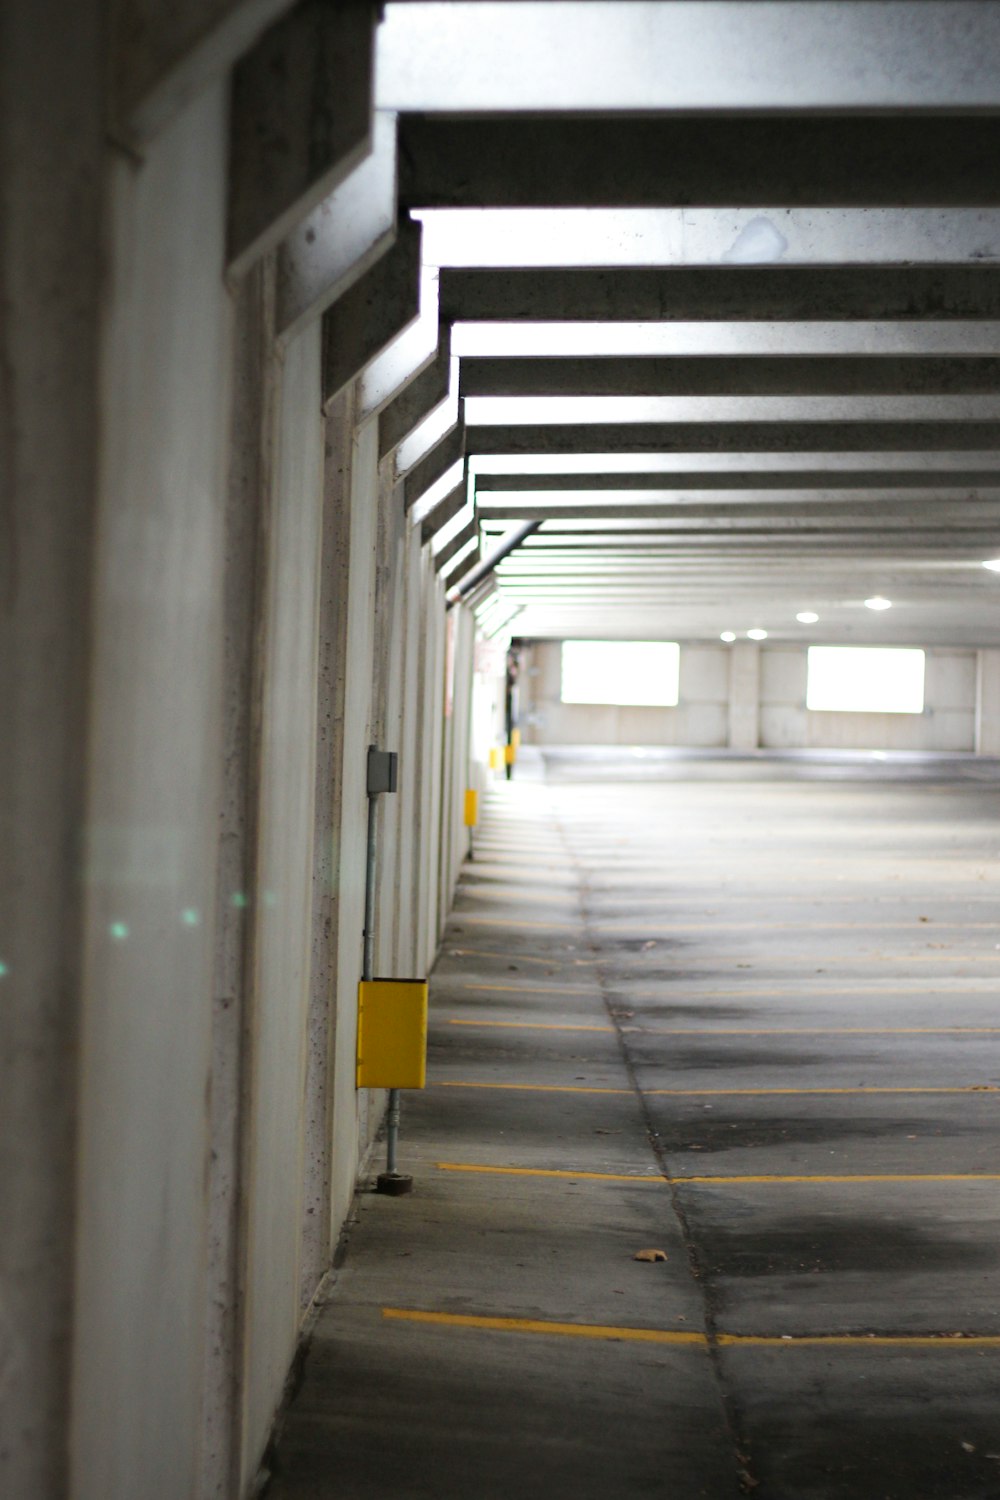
left=633, top=1248, right=668, bottom=1263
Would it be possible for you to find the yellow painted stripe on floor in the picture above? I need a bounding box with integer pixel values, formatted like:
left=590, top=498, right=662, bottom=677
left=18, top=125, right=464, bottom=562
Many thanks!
left=647, top=1086, right=1000, bottom=1096
left=435, top=1162, right=663, bottom=1183
left=383, top=1309, right=1000, bottom=1350
left=716, top=1334, right=1000, bottom=1349
left=452, top=915, right=578, bottom=931
left=635, top=986, right=999, bottom=999
left=591, top=954, right=1000, bottom=965
left=436, top=1081, right=630, bottom=1095
left=678, top=1173, right=1000, bottom=1186
left=382, top=1309, right=704, bottom=1346
left=640, top=1027, right=1000, bottom=1036
left=436, top=1163, right=1000, bottom=1188
left=436, top=1081, right=999, bottom=1096
left=445, top=1019, right=1000, bottom=1037
left=458, top=982, right=602, bottom=997
left=446, top=1019, right=614, bottom=1032
left=441, top=949, right=598, bottom=968
left=588, top=921, right=1000, bottom=932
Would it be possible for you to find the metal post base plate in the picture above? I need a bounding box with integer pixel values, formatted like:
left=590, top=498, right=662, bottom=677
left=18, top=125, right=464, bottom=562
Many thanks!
left=376, top=1171, right=414, bottom=1196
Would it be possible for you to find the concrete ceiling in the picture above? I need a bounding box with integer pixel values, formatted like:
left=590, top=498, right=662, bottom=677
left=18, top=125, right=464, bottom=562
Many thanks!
left=378, top=1, right=1000, bottom=646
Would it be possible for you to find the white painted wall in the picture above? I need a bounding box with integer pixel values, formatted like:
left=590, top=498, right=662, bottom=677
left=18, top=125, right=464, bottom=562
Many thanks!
left=240, top=320, right=325, bottom=1487
left=3, top=17, right=495, bottom=1500
left=521, top=640, right=730, bottom=747
left=761, top=646, right=977, bottom=751
left=519, top=640, right=979, bottom=754
left=1, top=1, right=103, bottom=1493
left=71, top=78, right=232, bottom=1500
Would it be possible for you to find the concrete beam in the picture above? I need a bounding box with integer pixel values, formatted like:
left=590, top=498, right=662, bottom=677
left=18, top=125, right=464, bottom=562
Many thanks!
left=434, top=517, right=479, bottom=574
left=476, top=495, right=1000, bottom=523
left=474, top=467, right=1000, bottom=492
left=403, top=423, right=466, bottom=511
left=396, top=388, right=461, bottom=480
left=401, top=117, right=1000, bottom=211
left=111, top=0, right=291, bottom=140
left=460, top=356, right=1000, bottom=400
left=420, top=482, right=467, bottom=544
left=378, top=2, right=1000, bottom=114
left=228, top=0, right=375, bottom=273
left=441, top=267, right=1000, bottom=324
left=322, top=219, right=422, bottom=406
left=356, top=263, right=440, bottom=421
left=466, top=422, right=1000, bottom=456
left=275, top=109, right=396, bottom=343
left=380, top=330, right=453, bottom=458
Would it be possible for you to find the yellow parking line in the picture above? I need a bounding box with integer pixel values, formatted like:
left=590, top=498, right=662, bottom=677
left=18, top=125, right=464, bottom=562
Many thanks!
left=436, top=1081, right=630, bottom=1095
left=444, top=1020, right=1000, bottom=1036
left=451, top=916, right=578, bottom=931
left=647, top=1086, right=999, bottom=1096
left=382, top=1309, right=703, bottom=1345
left=435, top=1163, right=663, bottom=1183
left=717, top=1334, right=1000, bottom=1348
left=457, top=983, right=601, bottom=996
left=383, top=1309, right=1000, bottom=1349
left=678, top=1173, right=1000, bottom=1186
left=440, top=950, right=598, bottom=968
left=446, top=1019, right=614, bottom=1032
left=435, top=1081, right=999, bottom=1096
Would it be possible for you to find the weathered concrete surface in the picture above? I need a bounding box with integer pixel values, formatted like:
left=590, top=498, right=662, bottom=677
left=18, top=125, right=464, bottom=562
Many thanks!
left=0, top=0, right=103, bottom=1494
left=71, top=78, right=233, bottom=1500
left=401, top=116, right=1000, bottom=210
left=227, top=0, right=374, bottom=271
left=269, top=752, right=1000, bottom=1499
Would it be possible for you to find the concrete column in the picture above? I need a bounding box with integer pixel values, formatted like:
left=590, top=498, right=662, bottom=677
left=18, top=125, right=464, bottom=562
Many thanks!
left=975, top=649, right=1000, bottom=754
left=202, top=253, right=277, bottom=1500
left=329, top=411, right=380, bottom=1230
left=728, top=642, right=761, bottom=750
left=239, top=317, right=325, bottom=1491
left=0, top=2, right=103, bottom=1495
left=71, top=77, right=232, bottom=1500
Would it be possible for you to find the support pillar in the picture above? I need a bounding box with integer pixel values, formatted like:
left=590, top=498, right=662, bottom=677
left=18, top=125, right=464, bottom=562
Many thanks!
left=728, top=642, right=760, bottom=750
left=975, top=649, right=1000, bottom=754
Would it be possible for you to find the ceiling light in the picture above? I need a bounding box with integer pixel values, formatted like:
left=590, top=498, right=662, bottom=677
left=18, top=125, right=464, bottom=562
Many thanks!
left=747, top=628, right=768, bottom=640
left=982, top=559, right=1000, bottom=573
left=796, top=611, right=819, bottom=624
left=864, top=596, right=892, bottom=611
left=720, top=631, right=736, bottom=642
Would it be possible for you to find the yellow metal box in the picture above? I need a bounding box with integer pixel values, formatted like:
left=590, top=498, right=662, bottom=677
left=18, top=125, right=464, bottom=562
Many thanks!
left=356, top=979, right=428, bottom=1089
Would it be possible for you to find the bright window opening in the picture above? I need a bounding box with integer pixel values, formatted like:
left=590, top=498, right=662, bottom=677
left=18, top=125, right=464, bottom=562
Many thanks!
left=806, top=647, right=925, bottom=714
left=561, top=640, right=680, bottom=707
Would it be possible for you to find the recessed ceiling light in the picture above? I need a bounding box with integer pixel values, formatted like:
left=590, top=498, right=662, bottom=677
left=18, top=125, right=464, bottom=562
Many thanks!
left=983, top=559, right=1000, bottom=573
left=747, top=628, right=768, bottom=640
left=864, top=596, right=892, bottom=611
left=720, top=631, right=736, bottom=642
left=796, top=611, right=819, bottom=624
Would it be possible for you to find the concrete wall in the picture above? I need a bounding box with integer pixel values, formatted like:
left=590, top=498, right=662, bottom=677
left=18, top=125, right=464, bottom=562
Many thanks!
left=521, top=641, right=729, bottom=747
left=0, top=1, right=104, bottom=1493
left=71, top=78, right=233, bottom=1500
left=759, top=647, right=977, bottom=751
left=3, top=19, right=474, bottom=1500
left=240, top=319, right=325, bottom=1486
left=520, top=641, right=979, bottom=754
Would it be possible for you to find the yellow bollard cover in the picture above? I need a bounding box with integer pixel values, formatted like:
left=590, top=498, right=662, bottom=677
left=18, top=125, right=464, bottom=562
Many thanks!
left=463, top=788, right=479, bottom=827
left=356, top=979, right=428, bottom=1089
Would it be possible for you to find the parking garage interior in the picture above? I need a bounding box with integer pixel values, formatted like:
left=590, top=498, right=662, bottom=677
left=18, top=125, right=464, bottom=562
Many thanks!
left=4, top=3, right=1000, bottom=1497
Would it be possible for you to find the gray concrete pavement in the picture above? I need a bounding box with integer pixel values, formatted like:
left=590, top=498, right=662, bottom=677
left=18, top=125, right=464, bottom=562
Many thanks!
left=271, top=752, right=1000, bottom=1499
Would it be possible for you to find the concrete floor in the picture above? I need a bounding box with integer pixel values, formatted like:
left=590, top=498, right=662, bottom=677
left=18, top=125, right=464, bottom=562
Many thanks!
left=270, top=750, right=1000, bottom=1500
